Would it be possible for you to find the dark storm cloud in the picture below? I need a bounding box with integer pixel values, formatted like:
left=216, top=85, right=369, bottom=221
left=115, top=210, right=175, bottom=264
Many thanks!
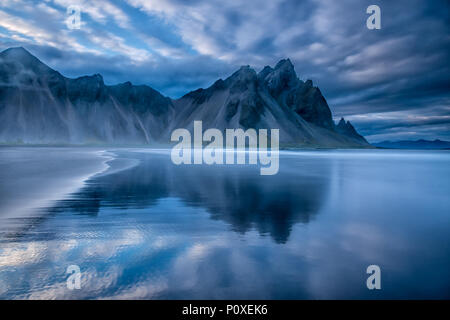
left=0, top=0, right=448, bottom=141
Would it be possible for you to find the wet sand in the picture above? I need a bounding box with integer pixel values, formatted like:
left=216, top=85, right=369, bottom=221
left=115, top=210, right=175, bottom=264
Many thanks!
left=0, top=147, right=111, bottom=227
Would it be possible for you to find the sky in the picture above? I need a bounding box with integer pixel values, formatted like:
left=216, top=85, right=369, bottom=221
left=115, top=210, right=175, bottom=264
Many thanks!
left=0, top=0, right=448, bottom=142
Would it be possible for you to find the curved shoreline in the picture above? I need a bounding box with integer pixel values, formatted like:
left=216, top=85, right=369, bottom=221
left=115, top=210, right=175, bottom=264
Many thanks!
left=0, top=147, right=114, bottom=230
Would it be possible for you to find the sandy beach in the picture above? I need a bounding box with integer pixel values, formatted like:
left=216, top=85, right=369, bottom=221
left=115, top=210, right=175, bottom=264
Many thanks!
left=0, top=147, right=111, bottom=230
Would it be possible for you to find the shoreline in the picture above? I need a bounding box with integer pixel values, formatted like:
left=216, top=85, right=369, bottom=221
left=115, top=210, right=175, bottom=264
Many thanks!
left=0, top=147, right=446, bottom=227
left=0, top=147, right=113, bottom=229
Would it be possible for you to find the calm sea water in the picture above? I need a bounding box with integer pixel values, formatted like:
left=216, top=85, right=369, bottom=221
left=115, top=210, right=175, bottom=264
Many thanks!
left=0, top=149, right=449, bottom=299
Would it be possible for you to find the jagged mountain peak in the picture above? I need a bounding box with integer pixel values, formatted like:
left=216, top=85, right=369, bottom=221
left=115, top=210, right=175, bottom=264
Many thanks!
left=0, top=47, right=64, bottom=89
left=72, top=73, right=105, bottom=86
left=224, top=65, right=258, bottom=94
left=336, top=117, right=355, bottom=128
left=274, top=58, right=294, bottom=70
left=337, top=117, right=346, bottom=126
left=1, top=47, right=34, bottom=59
left=335, top=117, right=368, bottom=144
left=336, top=117, right=353, bottom=129
left=120, top=81, right=133, bottom=87
left=0, top=47, right=369, bottom=147
left=92, top=73, right=104, bottom=81
left=258, top=65, right=273, bottom=79
left=0, top=47, right=54, bottom=72
left=305, top=79, right=313, bottom=87
left=176, top=58, right=367, bottom=145
left=229, top=65, right=257, bottom=81
left=260, top=58, right=298, bottom=95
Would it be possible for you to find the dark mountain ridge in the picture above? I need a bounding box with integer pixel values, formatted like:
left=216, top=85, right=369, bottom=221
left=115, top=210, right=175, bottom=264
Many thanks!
left=0, top=47, right=369, bottom=147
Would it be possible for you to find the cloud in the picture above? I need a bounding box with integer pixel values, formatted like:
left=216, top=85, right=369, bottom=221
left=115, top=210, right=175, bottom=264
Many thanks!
left=344, top=105, right=450, bottom=142
left=0, top=10, right=52, bottom=44
left=0, top=0, right=448, bottom=139
left=52, top=0, right=131, bottom=29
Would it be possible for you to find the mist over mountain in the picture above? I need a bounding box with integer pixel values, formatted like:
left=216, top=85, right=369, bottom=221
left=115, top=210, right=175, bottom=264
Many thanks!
left=0, top=47, right=369, bottom=147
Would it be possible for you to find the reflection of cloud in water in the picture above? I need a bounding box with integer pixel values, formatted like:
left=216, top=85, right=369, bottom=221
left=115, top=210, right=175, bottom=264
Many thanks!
left=0, top=242, right=46, bottom=267
left=1, top=150, right=449, bottom=299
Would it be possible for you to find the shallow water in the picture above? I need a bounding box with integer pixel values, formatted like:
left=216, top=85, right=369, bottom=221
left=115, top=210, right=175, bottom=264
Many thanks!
left=0, top=148, right=449, bottom=299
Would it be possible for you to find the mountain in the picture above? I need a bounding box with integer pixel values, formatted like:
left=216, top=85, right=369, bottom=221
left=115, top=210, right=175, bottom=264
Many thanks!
left=0, top=47, right=369, bottom=147
left=0, top=47, right=173, bottom=144
left=373, top=139, right=450, bottom=150
left=335, top=117, right=367, bottom=142
left=166, top=58, right=368, bottom=147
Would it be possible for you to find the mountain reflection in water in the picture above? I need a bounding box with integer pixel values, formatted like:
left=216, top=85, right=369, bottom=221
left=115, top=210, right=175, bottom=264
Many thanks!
left=50, top=150, right=329, bottom=243
left=1, top=149, right=449, bottom=299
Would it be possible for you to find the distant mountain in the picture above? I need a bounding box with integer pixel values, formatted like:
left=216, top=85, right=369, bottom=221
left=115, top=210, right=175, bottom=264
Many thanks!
left=373, top=139, right=450, bottom=150
left=0, top=47, right=369, bottom=147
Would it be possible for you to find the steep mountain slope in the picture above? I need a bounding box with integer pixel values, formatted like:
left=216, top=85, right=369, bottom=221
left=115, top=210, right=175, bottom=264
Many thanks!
left=0, top=47, right=174, bottom=144
left=335, top=118, right=368, bottom=144
left=259, top=59, right=335, bottom=130
left=169, top=59, right=369, bottom=147
left=0, top=47, right=369, bottom=147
